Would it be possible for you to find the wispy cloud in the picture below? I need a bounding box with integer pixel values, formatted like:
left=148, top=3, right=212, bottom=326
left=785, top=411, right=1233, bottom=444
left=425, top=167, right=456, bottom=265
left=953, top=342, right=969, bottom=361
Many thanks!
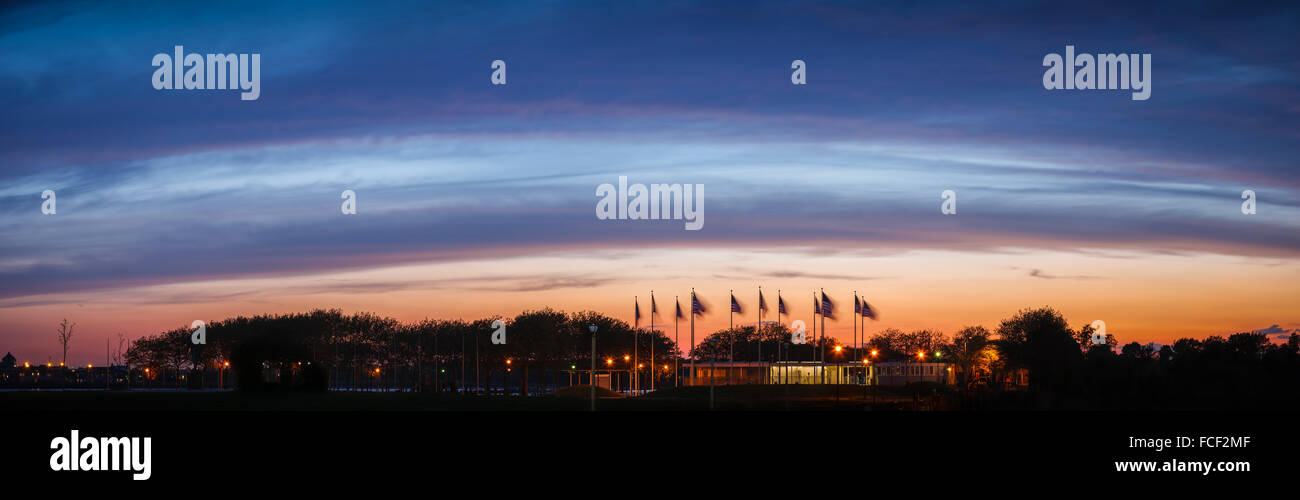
left=1026, top=269, right=1105, bottom=280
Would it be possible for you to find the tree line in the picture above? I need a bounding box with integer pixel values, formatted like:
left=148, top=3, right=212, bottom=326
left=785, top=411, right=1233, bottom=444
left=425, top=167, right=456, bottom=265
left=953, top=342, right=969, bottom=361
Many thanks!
left=122, top=305, right=1300, bottom=409
left=125, top=308, right=680, bottom=394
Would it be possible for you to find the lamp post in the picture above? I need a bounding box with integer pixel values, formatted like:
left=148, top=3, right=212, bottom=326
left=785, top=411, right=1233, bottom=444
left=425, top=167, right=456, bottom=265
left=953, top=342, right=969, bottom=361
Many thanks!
left=781, top=342, right=790, bottom=384
left=861, top=358, right=869, bottom=402
left=833, top=345, right=843, bottom=384
left=916, top=351, right=925, bottom=387
left=782, top=342, right=792, bottom=410
left=589, top=324, right=598, bottom=411
left=870, top=350, right=879, bottom=405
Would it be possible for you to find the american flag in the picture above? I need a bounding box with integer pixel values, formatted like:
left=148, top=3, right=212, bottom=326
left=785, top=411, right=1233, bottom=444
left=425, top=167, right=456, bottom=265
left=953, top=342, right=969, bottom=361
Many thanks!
left=778, top=296, right=788, bottom=315
left=861, top=298, right=877, bottom=320
left=691, top=293, right=706, bottom=316
left=730, top=293, right=743, bottom=314
left=758, top=291, right=768, bottom=312
left=651, top=295, right=658, bottom=316
left=855, top=295, right=861, bottom=315
left=821, top=291, right=835, bottom=320
left=635, top=300, right=641, bottom=321
left=675, top=299, right=684, bottom=319
left=813, top=295, right=820, bottom=315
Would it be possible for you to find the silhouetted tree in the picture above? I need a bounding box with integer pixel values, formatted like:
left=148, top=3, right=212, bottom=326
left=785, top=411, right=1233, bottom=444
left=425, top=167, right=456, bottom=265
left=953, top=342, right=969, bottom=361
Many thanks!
left=996, top=307, right=1084, bottom=408
left=56, top=319, right=75, bottom=367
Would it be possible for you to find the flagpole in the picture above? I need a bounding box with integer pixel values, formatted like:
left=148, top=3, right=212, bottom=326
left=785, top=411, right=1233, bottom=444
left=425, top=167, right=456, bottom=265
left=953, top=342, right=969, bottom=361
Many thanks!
left=778, top=289, right=783, bottom=384
left=634, top=295, right=638, bottom=396
left=853, top=291, right=858, bottom=368
left=813, top=291, right=819, bottom=383
left=757, top=286, right=762, bottom=385
left=860, top=294, right=866, bottom=384
left=674, top=296, right=679, bottom=389
left=690, top=289, right=696, bottom=387
left=650, top=291, right=655, bottom=393
left=820, top=288, right=826, bottom=385
left=728, top=290, right=734, bottom=386
left=706, top=290, right=715, bottom=409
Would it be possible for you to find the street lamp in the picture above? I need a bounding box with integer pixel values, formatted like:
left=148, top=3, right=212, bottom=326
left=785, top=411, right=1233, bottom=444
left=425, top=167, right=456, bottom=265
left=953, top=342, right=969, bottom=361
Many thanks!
left=588, top=324, right=598, bottom=411
left=915, top=352, right=925, bottom=385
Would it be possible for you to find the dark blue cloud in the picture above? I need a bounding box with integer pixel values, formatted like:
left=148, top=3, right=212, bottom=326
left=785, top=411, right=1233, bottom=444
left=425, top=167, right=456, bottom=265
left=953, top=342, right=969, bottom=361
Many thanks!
left=0, top=0, right=1297, bottom=298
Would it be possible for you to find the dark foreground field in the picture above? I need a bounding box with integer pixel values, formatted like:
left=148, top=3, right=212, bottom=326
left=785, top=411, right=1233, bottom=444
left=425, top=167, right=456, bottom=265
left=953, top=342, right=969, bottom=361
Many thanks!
left=3, top=385, right=1292, bottom=486
left=1, top=384, right=934, bottom=411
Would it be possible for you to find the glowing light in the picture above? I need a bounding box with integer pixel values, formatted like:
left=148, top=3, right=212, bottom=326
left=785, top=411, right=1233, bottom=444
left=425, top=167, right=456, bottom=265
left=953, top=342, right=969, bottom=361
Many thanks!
left=834, top=346, right=843, bottom=353
left=871, top=350, right=878, bottom=357
left=623, top=355, right=630, bottom=361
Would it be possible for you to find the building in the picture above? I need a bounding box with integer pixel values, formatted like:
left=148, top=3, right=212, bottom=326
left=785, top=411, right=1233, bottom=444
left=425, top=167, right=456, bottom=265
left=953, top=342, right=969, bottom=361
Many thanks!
left=676, top=361, right=955, bottom=386
left=868, top=362, right=954, bottom=386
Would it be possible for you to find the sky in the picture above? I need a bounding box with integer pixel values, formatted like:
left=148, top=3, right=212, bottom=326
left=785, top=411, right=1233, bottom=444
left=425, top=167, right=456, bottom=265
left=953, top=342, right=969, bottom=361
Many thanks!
left=1, top=0, right=1297, bottom=365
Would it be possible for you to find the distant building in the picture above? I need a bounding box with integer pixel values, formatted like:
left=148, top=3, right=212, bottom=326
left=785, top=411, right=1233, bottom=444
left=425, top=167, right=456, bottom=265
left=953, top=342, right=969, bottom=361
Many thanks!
left=0, top=352, right=14, bottom=369
left=869, top=362, right=954, bottom=386
left=678, top=361, right=956, bottom=386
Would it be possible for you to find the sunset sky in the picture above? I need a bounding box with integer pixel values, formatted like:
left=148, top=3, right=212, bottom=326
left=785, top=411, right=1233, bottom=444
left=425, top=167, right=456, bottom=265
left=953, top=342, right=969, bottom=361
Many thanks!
left=1, top=1, right=1297, bottom=365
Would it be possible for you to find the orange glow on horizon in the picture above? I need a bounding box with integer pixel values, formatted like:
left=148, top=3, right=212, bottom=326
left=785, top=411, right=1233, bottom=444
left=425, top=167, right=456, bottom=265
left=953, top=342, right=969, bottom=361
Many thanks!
left=1, top=246, right=1295, bottom=365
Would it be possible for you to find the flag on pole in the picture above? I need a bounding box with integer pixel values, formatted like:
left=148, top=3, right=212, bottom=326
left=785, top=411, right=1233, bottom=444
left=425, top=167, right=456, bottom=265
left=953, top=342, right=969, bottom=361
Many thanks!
left=651, top=295, right=659, bottom=317
left=861, top=298, right=877, bottom=319
left=821, top=291, right=836, bottom=320
left=758, top=290, right=768, bottom=312
left=692, top=293, right=707, bottom=316
left=635, top=300, right=642, bottom=321
left=675, top=298, right=684, bottom=319
left=812, top=294, right=820, bottom=315
left=778, top=296, right=788, bottom=315
left=855, top=295, right=861, bottom=315
left=730, top=293, right=743, bottom=314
